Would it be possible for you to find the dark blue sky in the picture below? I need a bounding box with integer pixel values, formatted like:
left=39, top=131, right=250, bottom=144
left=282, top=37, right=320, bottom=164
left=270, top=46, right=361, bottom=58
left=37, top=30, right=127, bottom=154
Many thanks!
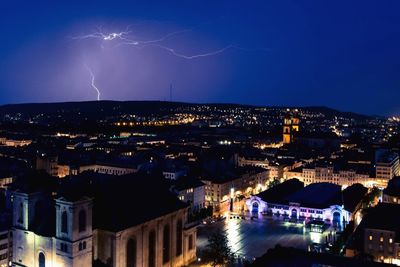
left=1, top=1, right=400, bottom=115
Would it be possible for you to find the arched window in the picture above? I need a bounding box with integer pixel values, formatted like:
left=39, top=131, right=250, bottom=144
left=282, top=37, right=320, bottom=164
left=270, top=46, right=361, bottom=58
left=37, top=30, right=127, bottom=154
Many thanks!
left=176, top=219, right=183, bottom=256
left=126, top=238, right=137, bottom=267
left=189, top=234, right=193, bottom=250
left=18, top=203, right=23, bottom=223
left=61, top=211, right=68, bottom=233
left=38, top=252, right=45, bottom=267
left=148, top=230, right=156, bottom=267
left=79, top=210, right=86, bottom=232
left=163, top=224, right=170, bottom=263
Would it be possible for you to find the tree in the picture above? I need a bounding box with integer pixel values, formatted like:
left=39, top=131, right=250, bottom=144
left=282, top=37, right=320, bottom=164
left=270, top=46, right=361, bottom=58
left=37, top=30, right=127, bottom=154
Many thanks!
left=361, top=187, right=381, bottom=208
left=202, top=230, right=235, bottom=267
left=267, top=177, right=281, bottom=189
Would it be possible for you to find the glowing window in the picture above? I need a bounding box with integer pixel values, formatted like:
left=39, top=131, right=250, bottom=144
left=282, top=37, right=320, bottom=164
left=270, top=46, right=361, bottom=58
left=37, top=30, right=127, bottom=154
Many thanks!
left=369, top=235, right=373, bottom=241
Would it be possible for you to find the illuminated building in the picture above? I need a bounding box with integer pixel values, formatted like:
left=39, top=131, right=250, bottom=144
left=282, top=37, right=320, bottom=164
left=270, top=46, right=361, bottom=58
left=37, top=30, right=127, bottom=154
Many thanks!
left=376, top=152, right=400, bottom=183
left=282, top=114, right=299, bottom=144
left=172, top=176, right=205, bottom=212
left=347, top=203, right=400, bottom=265
left=0, top=137, right=32, bottom=147
left=247, top=179, right=366, bottom=226
left=287, top=163, right=382, bottom=189
left=58, top=161, right=137, bottom=177
left=238, top=153, right=269, bottom=169
left=11, top=188, right=93, bottom=266
left=9, top=171, right=197, bottom=267
left=201, top=167, right=269, bottom=212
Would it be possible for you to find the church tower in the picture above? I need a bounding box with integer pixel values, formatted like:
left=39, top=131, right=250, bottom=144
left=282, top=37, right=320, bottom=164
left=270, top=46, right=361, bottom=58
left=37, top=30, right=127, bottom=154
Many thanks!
left=283, top=116, right=292, bottom=144
left=283, top=111, right=300, bottom=144
left=55, top=196, right=93, bottom=266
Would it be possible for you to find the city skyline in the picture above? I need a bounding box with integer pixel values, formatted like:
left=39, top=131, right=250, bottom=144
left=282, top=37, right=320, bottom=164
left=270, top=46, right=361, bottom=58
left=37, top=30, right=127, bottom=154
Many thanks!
left=1, top=2, right=400, bottom=266
left=1, top=1, right=400, bottom=116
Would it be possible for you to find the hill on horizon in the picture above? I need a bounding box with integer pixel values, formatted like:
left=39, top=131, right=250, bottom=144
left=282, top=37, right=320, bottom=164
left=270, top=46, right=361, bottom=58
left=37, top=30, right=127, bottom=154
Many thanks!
left=0, top=100, right=375, bottom=120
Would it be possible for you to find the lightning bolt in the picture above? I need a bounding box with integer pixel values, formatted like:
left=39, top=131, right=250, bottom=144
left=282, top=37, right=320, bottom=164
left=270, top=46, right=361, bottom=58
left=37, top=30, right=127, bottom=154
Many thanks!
left=84, top=63, right=101, bottom=101
left=139, top=43, right=234, bottom=59
left=72, top=26, right=133, bottom=42
left=73, top=25, right=268, bottom=100
left=72, top=26, right=233, bottom=60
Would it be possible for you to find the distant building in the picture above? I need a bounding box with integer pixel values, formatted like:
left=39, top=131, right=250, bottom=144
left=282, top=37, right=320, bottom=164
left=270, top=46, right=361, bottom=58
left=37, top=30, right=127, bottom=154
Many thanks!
left=283, top=115, right=299, bottom=144
left=36, top=153, right=59, bottom=177
left=162, top=159, right=187, bottom=180
left=382, top=176, right=400, bottom=204
left=238, top=153, right=269, bottom=169
left=0, top=135, right=32, bottom=147
left=286, top=162, right=380, bottom=189
left=201, top=166, right=269, bottom=211
left=171, top=176, right=205, bottom=212
left=59, top=160, right=138, bottom=177
left=375, top=151, right=400, bottom=183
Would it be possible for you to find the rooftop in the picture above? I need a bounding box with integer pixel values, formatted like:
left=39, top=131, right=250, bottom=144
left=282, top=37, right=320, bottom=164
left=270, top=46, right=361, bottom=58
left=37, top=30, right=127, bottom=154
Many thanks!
left=250, top=245, right=395, bottom=267
left=383, top=176, right=400, bottom=197
left=256, top=178, right=304, bottom=204
left=288, top=183, right=342, bottom=209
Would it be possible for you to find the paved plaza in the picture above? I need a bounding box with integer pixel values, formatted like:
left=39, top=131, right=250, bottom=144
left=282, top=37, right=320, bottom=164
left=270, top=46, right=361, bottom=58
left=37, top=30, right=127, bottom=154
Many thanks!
left=196, top=214, right=339, bottom=260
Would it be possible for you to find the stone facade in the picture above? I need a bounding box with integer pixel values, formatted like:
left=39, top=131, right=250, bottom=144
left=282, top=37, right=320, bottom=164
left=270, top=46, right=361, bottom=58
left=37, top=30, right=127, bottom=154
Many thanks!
left=93, top=208, right=197, bottom=267
left=11, top=191, right=92, bottom=267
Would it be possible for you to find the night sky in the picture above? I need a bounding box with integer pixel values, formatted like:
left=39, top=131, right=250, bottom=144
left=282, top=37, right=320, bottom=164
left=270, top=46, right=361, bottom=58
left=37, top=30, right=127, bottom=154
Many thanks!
left=1, top=1, right=400, bottom=116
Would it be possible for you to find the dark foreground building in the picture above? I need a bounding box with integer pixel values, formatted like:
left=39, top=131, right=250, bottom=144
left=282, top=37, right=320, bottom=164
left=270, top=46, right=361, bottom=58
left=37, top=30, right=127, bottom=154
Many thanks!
left=10, top=171, right=197, bottom=267
left=250, top=246, right=395, bottom=267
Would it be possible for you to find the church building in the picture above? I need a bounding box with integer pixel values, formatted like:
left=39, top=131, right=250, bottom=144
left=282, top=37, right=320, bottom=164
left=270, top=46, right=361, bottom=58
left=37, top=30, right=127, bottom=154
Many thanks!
left=10, top=171, right=197, bottom=267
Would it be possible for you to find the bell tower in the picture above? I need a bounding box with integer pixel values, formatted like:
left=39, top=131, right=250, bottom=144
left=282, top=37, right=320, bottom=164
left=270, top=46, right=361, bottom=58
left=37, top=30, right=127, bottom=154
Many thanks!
left=55, top=196, right=93, bottom=267
left=282, top=111, right=300, bottom=144
left=283, top=116, right=292, bottom=144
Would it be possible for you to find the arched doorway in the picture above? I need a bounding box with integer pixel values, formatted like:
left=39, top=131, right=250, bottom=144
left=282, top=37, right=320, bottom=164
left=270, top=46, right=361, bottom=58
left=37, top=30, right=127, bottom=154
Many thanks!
left=252, top=202, right=259, bottom=213
left=38, top=252, right=45, bottom=267
left=332, top=211, right=341, bottom=224
left=291, top=209, right=298, bottom=219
